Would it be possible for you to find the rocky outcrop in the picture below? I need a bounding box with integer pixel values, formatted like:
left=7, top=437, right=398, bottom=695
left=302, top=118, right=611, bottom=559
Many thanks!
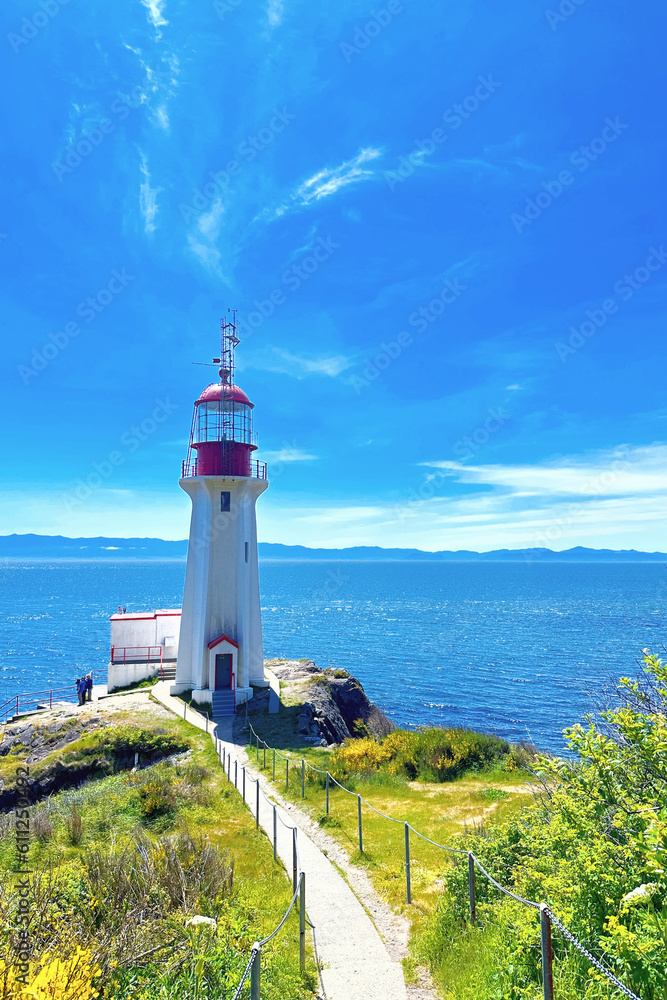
left=266, top=660, right=394, bottom=745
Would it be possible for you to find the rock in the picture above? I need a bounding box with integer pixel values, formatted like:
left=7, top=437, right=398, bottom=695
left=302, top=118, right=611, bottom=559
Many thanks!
left=0, top=736, right=22, bottom=757
left=266, top=659, right=395, bottom=746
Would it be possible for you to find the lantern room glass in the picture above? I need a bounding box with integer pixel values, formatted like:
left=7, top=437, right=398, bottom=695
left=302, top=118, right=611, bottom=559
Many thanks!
left=194, top=401, right=254, bottom=445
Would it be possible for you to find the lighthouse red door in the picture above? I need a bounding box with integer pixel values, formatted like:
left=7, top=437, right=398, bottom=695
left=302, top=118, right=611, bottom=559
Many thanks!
left=215, top=653, right=232, bottom=690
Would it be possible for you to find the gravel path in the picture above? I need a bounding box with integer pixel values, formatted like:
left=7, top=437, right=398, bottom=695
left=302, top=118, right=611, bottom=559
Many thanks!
left=151, top=685, right=439, bottom=1000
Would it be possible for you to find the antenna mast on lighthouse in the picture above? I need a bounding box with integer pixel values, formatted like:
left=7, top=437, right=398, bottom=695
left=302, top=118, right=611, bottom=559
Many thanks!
left=218, top=310, right=240, bottom=386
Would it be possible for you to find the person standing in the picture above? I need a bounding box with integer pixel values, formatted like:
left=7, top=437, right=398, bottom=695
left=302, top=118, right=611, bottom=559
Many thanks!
left=75, top=678, right=83, bottom=706
left=86, top=672, right=93, bottom=702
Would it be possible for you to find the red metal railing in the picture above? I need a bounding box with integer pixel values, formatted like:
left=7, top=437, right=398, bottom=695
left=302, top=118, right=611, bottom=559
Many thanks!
left=0, top=685, right=84, bottom=722
left=180, top=459, right=268, bottom=480
left=110, top=646, right=163, bottom=665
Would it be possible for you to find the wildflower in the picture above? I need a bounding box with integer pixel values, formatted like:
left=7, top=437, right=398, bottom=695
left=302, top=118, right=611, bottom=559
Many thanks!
left=186, top=915, right=217, bottom=928
left=620, top=883, right=659, bottom=910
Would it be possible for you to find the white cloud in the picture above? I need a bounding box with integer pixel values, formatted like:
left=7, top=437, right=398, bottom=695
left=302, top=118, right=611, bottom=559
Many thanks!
left=267, top=0, right=284, bottom=26
left=255, top=442, right=667, bottom=551
left=261, top=447, right=317, bottom=463
left=243, top=347, right=353, bottom=379
left=296, top=147, right=382, bottom=205
left=422, top=444, right=667, bottom=497
left=186, top=235, right=224, bottom=277
left=139, top=153, right=161, bottom=235
left=142, top=0, right=168, bottom=32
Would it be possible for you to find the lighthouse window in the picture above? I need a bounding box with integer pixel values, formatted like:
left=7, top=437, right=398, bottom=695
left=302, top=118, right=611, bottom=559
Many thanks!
left=245, top=542, right=249, bottom=562
left=220, top=492, right=230, bottom=512
left=195, top=401, right=253, bottom=445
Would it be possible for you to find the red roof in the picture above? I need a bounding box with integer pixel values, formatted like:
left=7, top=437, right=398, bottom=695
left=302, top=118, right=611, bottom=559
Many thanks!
left=197, top=383, right=253, bottom=407
left=207, top=633, right=239, bottom=650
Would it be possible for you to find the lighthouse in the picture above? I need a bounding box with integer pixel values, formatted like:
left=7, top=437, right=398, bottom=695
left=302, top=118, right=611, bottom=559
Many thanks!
left=170, top=317, right=268, bottom=715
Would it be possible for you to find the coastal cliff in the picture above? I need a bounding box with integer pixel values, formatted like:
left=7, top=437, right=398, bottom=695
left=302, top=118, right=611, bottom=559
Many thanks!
left=256, top=658, right=395, bottom=745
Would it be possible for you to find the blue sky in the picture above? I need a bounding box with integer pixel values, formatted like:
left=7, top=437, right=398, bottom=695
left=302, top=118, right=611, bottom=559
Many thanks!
left=2, top=0, right=667, bottom=551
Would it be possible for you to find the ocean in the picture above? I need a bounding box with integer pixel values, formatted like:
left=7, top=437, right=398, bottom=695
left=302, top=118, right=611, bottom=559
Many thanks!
left=0, top=559, right=664, bottom=754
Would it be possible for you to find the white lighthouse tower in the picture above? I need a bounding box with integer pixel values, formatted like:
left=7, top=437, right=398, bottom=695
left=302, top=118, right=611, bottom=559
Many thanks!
left=171, top=318, right=268, bottom=716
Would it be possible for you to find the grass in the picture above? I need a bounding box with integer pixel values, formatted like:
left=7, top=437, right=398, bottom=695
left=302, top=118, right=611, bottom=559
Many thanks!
left=1, top=708, right=317, bottom=999
left=244, top=706, right=534, bottom=941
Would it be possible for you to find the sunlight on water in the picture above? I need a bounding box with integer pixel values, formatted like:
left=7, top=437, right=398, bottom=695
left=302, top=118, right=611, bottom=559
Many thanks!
left=0, top=560, right=664, bottom=753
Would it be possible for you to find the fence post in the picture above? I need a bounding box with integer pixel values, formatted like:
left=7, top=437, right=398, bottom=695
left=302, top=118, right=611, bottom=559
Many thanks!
left=263, top=742, right=266, bottom=769
left=301, top=759, right=305, bottom=799
left=272, top=748, right=276, bottom=780
left=243, top=767, right=246, bottom=804
left=49, top=691, right=52, bottom=709
left=273, top=804, right=277, bottom=861
left=205, top=715, right=209, bottom=733
left=250, top=944, right=261, bottom=1000
left=299, top=873, right=306, bottom=972
left=326, top=772, right=330, bottom=814
left=540, top=904, right=554, bottom=1000
left=256, top=778, right=260, bottom=829
left=286, top=757, right=289, bottom=791
left=357, top=795, right=363, bottom=853
left=405, top=823, right=411, bottom=903
left=292, top=827, right=298, bottom=893
left=183, top=701, right=187, bottom=719
left=256, top=735, right=259, bottom=763
left=468, top=853, right=476, bottom=924
left=235, top=760, right=238, bottom=789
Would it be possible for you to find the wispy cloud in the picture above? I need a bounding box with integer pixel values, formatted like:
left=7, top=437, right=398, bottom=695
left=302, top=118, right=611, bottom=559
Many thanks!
left=260, top=444, right=667, bottom=550
left=139, top=153, right=161, bottom=235
left=142, top=0, right=168, bottom=34
left=243, top=347, right=354, bottom=379
left=261, top=446, right=317, bottom=462
left=267, top=0, right=284, bottom=26
left=296, top=147, right=382, bottom=205
left=422, top=444, right=667, bottom=497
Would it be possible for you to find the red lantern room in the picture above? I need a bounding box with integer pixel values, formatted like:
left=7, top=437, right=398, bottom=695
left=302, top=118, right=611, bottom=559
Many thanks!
left=181, top=317, right=267, bottom=480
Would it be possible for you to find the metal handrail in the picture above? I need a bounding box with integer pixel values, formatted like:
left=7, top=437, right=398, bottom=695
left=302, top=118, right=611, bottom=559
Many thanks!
left=180, top=459, right=268, bottom=480
left=110, top=645, right=163, bottom=665
left=0, top=685, right=81, bottom=722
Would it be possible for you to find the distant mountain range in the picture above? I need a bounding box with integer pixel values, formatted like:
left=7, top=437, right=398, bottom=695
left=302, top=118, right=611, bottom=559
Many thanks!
left=1, top=534, right=666, bottom=562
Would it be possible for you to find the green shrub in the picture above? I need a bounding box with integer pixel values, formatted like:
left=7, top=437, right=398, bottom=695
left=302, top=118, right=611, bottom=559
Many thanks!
left=423, top=651, right=667, bottom=1000
left=332, top=726, right=513, bottom=783
left=137, top=777, right=176, bottom=819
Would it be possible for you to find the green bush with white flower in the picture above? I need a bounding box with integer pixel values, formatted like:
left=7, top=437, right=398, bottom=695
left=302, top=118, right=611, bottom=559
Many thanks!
left=422, top=651, right=667, bottom=1000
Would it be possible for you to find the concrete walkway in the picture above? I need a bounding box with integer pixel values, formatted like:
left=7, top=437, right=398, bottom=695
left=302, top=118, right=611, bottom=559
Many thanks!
left=151, top=683, right=407, bottom=1000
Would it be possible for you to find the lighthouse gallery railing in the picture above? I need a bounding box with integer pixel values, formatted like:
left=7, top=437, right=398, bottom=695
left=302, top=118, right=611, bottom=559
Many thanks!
left=181, top=458, right=267, bottom=480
